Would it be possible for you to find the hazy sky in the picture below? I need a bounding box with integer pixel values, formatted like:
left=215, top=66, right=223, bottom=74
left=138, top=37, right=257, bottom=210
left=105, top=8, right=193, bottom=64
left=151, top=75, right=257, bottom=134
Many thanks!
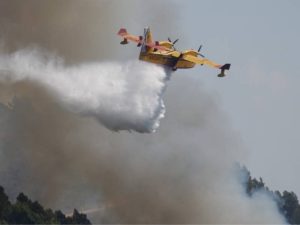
left=0, top=0, right=298, bottom=222
left=172, top=0, right=300, bottom=194
left=1, top=0, right=299, bottom=202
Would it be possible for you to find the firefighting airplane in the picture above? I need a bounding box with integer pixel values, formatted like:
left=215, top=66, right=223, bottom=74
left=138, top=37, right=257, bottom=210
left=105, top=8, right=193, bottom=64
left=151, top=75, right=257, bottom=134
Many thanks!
left=118, top=27, right=231, bottom=77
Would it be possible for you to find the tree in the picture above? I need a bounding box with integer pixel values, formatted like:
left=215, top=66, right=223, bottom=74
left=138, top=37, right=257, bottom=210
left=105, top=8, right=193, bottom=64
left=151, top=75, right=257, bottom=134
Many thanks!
left=54, top=210, right=67, bottom=224
left=281, top=191, right=299, bottom=224
left=239, top=165, right=300, bottom=225
left=0, top=186, right=11, bottom=221
left=16, top=193, right=29, bottom=204
left=291, top=207, right=300, bottom=224
left=0, top=186, right=91, bottom=224
left=66, top=209, right=91, bottom=224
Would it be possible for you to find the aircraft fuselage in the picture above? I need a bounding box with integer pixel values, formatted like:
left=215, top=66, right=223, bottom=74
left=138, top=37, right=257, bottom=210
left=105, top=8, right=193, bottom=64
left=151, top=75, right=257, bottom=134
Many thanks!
left=139, top=52, right=195, bottom=69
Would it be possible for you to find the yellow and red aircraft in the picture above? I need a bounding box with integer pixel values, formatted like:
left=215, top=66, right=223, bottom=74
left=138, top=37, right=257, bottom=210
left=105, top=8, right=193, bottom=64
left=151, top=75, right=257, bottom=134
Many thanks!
left=118, top=27, right=231, bottom=77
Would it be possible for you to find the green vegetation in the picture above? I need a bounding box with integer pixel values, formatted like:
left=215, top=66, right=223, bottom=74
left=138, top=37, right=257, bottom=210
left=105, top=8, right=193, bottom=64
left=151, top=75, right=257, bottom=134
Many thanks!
left=240, top=165, right=300, bottom=224
left=0, top=186, right=91, bottom=224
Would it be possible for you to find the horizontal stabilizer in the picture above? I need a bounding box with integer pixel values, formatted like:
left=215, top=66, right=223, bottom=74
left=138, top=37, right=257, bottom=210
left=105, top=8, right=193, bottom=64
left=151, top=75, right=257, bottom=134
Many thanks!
left=220, top=63, right=231, bottom=71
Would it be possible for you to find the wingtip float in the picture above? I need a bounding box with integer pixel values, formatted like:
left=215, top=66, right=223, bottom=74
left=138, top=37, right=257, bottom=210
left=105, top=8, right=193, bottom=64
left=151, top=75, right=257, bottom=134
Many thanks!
left=117, top=27, right=231, bottom=77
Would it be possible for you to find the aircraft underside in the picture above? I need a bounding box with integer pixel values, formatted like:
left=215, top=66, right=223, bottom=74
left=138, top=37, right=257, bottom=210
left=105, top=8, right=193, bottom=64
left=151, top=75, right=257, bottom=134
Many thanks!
left=139, top=52, right=195, bottom=69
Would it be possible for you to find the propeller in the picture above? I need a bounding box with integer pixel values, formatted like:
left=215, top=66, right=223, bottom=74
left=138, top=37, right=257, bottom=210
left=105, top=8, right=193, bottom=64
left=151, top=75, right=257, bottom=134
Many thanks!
left=172, top=38, right=179, bottom=45
left=197, top=45, right=205, bottom=58
left=168, top=37, right=179, bottom=50
left=198, top=45, right=202, bottom=52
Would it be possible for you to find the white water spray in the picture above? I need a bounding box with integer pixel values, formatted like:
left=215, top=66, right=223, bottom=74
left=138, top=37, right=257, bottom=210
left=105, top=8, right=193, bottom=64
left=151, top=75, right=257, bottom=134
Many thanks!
left=0, top=49, right=168, bottom=133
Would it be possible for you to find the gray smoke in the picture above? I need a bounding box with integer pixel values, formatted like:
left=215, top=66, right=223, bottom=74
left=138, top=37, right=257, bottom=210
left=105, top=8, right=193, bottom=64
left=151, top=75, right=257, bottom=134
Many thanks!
left=0, top=0, right=286, bottom=224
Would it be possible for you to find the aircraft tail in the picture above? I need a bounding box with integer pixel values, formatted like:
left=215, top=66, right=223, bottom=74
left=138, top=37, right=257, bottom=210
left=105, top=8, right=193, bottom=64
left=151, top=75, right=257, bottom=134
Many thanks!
left=218, top=64, right=231, bottom=77
left=140, top=27, right=154, bottom=53
left=118, top=28, right=129, bottom=45
left=117, top=28, right=127, bottom=36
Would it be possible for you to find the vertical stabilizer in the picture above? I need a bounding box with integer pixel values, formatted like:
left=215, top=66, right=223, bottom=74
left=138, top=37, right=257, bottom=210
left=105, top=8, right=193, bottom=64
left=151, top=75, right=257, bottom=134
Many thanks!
left=140, top=27, right=153, bottom=54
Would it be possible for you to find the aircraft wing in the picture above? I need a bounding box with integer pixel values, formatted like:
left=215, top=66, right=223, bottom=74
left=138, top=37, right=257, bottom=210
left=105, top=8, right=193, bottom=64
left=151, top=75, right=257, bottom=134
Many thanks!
left=182, top=54, right=221, bottom=69
left=155, top=50, right=181, bottom=57
left=183, top=54, right=231, bottom=77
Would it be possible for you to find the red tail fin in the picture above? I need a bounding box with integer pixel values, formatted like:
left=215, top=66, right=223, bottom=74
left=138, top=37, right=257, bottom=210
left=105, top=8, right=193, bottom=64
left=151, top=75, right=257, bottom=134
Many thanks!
left=117, top=28, right=127, bottom=36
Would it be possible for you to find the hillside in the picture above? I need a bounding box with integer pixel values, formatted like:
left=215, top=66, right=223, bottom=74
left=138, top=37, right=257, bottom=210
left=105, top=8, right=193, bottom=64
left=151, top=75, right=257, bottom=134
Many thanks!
left=0, top=186, right=90, bottom=224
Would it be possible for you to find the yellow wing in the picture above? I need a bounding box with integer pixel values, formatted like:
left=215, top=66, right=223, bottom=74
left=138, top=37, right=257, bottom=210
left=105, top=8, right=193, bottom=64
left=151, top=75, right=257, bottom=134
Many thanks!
left=158, top=50, right=181, bottom=57
left=182, top=54, right=221, bottom=69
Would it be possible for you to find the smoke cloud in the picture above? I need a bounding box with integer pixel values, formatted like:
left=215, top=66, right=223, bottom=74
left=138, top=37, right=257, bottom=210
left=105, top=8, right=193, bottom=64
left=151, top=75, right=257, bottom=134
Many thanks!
left=0, top=0, right=286, bottom=224
left=0, top=73, right=286, bottom=223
